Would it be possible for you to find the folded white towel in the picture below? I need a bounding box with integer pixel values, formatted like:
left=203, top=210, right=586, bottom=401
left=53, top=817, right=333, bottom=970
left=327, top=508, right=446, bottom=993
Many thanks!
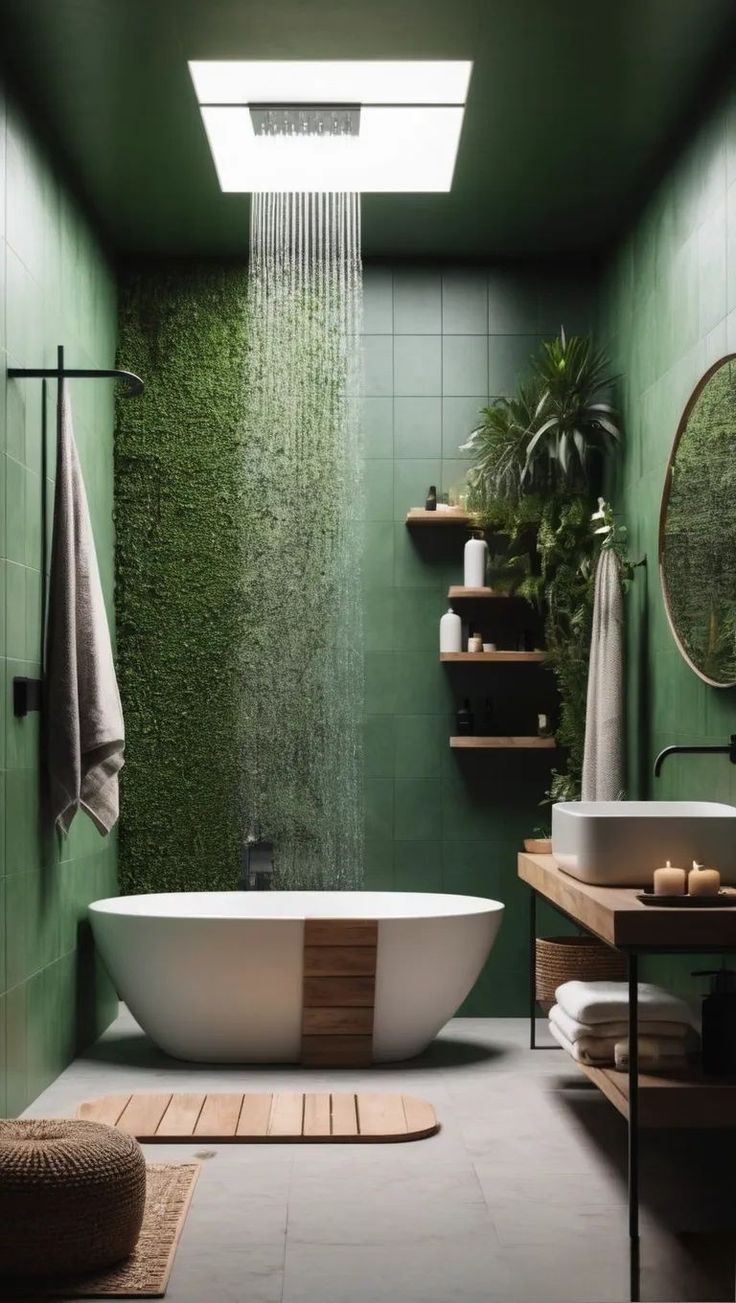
left=555, top=980, right=693, bottom=1027
left=550, top=1021, right=691, bottom=1070
left=548, top=1021, right=615, bottom=1064
left=549, top=1003, right=692, bottom=1045
left=614, top=1036, right=690, bottom=1073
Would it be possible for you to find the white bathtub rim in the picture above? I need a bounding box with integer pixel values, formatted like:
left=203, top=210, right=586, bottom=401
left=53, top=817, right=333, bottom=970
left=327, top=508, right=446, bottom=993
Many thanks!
left=89, top=890, right=505, bottom=922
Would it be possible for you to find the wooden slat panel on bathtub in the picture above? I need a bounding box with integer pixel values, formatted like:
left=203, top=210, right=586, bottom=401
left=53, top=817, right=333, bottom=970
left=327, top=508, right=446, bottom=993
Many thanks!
left=302, top=1035, right=374, bottom=1067
left=156, top=1092, right=206, bottom=1138
left=268, top=1092, right=304, bottom=1136
left=303, top=975, right=375, bottom=1007
left=330, top=1093, right=359, bottom=1136
left=302, top=1007, right=374, bottom=1035
left=304, top=946, right=377, bottom=977
left=304, top=920, right=378, bottom=947
left=116, top=1093, right=173, bottom=1139
left=237, top=1094, right=273, bottom=1137
left=303, top=1093, right=331, bottom=1137
left=357, top=1093, right=408, bottom=1137
left=78, top=1094, right=132, bottom=1127
left=195, top=1093, right=243, bottom=1138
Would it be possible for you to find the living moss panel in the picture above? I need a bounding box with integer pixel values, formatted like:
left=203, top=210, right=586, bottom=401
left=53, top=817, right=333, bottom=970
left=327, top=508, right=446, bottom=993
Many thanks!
left=115, top=263, right=249, bottom=894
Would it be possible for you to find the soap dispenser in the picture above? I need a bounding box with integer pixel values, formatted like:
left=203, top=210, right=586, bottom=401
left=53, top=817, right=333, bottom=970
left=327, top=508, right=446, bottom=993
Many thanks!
left=439, top=608, right=462, bottom=654
left=694, top=969, right=736, bottom=1075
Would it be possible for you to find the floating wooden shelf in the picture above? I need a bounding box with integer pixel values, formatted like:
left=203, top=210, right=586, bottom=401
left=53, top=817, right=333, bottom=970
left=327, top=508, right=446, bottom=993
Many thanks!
left=575, top=1060, right=736, bottom=1129
left=405, top=508, right=470, bottom=526
left=448, top=586, right=508, bottom=599
left=440, top=651, right=546, bottom=663
left=450, top=736, right=557, bottom=749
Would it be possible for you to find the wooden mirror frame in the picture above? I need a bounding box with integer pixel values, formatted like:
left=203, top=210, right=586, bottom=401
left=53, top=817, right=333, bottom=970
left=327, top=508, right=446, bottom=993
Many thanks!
left=658, top=352, right=736, bottom=689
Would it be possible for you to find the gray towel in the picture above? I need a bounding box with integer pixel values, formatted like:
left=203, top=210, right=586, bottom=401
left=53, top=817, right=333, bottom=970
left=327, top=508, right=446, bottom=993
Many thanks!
left=581, top=546, right=624, bottom=801
left=46, top=386, right=124, bottom=834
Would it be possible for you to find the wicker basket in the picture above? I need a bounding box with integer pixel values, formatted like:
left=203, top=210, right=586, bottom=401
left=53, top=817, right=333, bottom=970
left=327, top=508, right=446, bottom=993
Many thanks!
left=535, top=935, right=627, bottom=1006
left=0, top=1119, right=146, bottom=1278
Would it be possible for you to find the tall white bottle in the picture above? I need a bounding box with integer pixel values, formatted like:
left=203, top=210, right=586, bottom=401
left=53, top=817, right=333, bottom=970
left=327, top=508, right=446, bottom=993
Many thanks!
left=439, top=608, right=462, bottom=654
left=464, top=534, right=488, bottom=589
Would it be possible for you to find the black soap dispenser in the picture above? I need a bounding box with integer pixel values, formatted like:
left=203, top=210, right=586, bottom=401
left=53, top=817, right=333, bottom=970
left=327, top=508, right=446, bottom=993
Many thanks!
left=694, top=968, right=736, bottom=1075
left=456, top=699, right=474, bottom=736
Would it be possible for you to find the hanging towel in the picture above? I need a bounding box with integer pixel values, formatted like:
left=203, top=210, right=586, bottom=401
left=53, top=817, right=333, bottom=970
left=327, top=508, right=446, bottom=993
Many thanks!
left=548, top=1003, right=692, bottom=1045
left=555, top=980, right=694, bottom=1028
left=581, top=545, right=624, bottom=800
left=45, top=387, right=124, bottom=834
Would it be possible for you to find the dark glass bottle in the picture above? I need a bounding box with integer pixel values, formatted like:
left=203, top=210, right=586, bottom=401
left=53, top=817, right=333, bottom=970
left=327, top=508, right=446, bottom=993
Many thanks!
left=694, top=969, right=736, bottom=1075
left=456, top=699, right=473, bottom=735
left=425, top=484, right=437, bottom=511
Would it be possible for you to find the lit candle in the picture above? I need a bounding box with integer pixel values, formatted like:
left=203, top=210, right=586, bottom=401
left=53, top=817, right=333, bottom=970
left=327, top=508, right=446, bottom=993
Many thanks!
left=688, top=862, right=721, bottom=896
left=653, top=861, right=687, bottom=895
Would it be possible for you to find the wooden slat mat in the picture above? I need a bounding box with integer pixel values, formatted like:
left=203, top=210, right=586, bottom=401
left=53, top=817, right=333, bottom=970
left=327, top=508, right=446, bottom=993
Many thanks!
left=77, top=1092, right=438, bottom=1143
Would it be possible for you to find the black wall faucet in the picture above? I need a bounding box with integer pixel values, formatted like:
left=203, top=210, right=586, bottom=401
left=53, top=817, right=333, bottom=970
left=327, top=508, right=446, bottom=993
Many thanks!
left=653, top=735, right=736, bottom=778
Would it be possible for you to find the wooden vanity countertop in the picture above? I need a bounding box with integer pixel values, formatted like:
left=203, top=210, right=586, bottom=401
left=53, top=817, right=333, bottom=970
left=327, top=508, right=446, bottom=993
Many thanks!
left=518, top=853, right=736, bottom=950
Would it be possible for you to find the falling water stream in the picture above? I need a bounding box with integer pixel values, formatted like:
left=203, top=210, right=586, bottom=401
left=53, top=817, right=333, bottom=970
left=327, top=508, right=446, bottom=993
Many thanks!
left=241, top=192, right=364, bottom=889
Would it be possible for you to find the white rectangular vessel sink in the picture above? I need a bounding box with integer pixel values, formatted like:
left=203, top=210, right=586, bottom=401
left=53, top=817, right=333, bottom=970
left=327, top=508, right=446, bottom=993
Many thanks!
left=551, top=801, right=736, bottom=886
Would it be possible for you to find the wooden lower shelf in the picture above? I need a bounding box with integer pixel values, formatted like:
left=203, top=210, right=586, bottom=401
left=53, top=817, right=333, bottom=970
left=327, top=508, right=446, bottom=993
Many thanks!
left=451, top=736, right=556, bottom=749
left=575, top=1059, right=736, bottom=1128
left=441, top=651, right=546, bottom=663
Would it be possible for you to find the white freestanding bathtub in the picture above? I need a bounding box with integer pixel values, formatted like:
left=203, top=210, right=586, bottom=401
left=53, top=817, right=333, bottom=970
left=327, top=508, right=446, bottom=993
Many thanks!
left=89, top=891, right=503, bottom=1063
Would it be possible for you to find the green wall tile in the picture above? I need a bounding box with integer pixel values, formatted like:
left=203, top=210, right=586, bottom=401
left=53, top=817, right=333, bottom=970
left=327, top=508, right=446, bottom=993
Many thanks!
left=394, top=397, right=441, bottom=458
left=394, top=335, right=442, bottom=396
left=364, top=777, right=394, bottom=841
left=361, top=396, right=394, bottom=458
left=394, top=778, right=442, bottom=841
left=442, top=396, right=486, bottom=459
left=394, top=714, right=443, bottom=779
left=394, top=458, right=442, bottom=520
left=488, top=334, right=542, bottom=395
left=364, top=715, right=395, bottom=778
left=393, top=270, right=442, bottom=334
left=393, top=840, right=442, bottom=891
left=442, top=335, right=488, bottom=396
left=442, top=270, right=488, bottom=335
left=363, top=459, right=394, bottom=521
left=362, top=268, right=393, bottom=333
left=361, top=334, right=393, bottom=396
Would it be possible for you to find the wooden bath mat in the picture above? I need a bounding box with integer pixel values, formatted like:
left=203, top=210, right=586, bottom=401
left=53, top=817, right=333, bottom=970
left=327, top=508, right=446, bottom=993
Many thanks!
left=0, top=1162, right=199, bottom=1298
left=76, top=1092, right=438, bottom=1142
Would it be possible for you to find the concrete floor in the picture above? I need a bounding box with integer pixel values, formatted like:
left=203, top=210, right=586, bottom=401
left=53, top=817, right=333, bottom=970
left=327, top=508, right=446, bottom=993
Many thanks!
left=21, top=1010, right=736, bottom=1303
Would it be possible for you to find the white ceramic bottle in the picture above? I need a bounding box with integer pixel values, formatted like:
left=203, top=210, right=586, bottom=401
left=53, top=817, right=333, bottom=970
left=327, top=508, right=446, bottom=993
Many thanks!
left=439, top=608, right=462, bottom=654
left=464, top=534, right=488, bottom=589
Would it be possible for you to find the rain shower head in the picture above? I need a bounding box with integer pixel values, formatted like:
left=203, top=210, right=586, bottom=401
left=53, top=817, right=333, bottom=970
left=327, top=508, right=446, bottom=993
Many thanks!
left=249, top=104, right=360, bottom=137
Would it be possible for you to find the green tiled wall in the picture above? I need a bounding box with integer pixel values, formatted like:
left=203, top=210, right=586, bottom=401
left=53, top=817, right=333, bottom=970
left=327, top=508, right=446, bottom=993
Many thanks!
left=602, top=84, right=736, bottom=800
left=360, top=264, right=592, bottom=1012
left=0, top=85, right=119, bottom=1115
left=601, top=85, right=736, bottom=992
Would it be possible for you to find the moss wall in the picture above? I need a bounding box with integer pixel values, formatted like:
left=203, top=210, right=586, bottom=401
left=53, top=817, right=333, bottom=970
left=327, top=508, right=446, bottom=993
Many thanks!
left=115, top=262, right=248, bottom=892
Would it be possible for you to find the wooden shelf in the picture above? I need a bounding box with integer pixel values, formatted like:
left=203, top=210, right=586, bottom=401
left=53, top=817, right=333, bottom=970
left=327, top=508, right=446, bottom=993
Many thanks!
left=405, top=508, right=470, bottom=526
left=451, top=736, right=557, bottom=749
left=448, top=586, right=508, bottom=599
left=575, top=1060, right=736, bottom=1129
left=440, top=651, right=546, bottom=663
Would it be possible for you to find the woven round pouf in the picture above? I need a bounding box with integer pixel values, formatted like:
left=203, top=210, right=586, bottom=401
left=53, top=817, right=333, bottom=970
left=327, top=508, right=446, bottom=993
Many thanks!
left=0, top=1119, right=146, bottom=1278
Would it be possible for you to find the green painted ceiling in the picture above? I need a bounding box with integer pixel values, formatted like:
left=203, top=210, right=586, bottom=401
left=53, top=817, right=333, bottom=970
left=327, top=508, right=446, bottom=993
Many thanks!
left=1, top=0, right=735, bottom=258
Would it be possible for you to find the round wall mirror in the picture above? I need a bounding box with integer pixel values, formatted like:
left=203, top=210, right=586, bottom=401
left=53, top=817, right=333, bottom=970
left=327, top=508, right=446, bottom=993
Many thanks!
left=659, top=353, right=736, bottom=688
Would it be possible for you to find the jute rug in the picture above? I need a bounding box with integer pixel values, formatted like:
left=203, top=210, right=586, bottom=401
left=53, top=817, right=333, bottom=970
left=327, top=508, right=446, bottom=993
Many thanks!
left=0, top=1162, right=199, bottom=1298
left=76, top=1091, right=439, bottom=1142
